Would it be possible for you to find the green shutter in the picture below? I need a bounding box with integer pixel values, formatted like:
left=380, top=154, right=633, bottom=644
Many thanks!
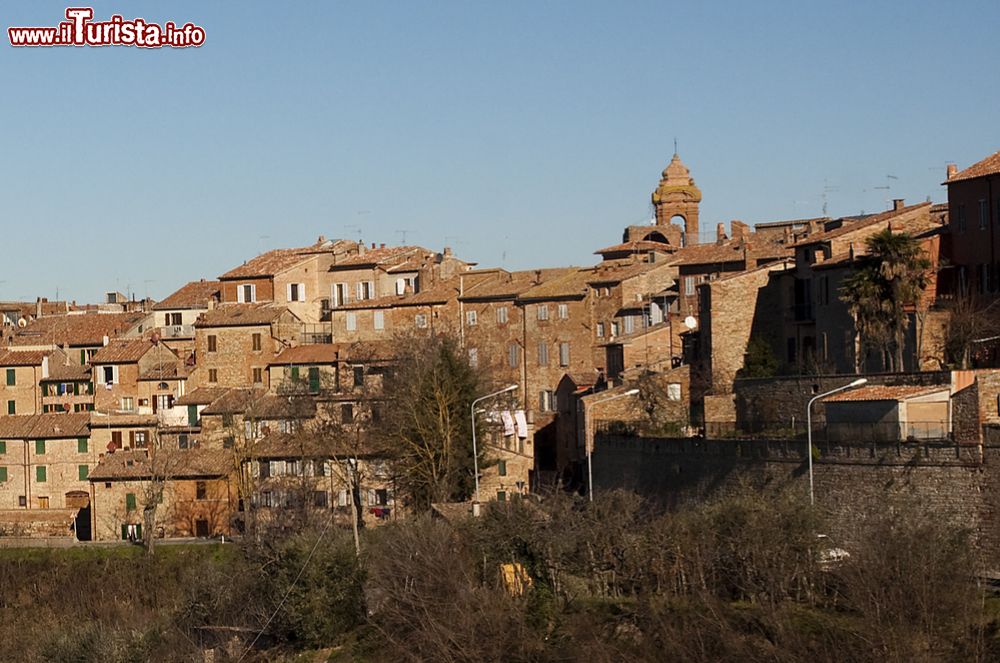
left=121, top=524, right=128, bottom=540
left=36, top=466, right=46, bottom=483
left=0, top=467, right=7, bottom=482
left=308, top=367, right=320, bottom=393
left=497, top=491, right=506, bottom=502
left=78, top=438, right=88, bottom=453
left=135, top=523, right=142, bottom=540
left=5, top=369, right=14, bottom=386
left=187, top=405, right=198, bottom=427
left=0, top=441, right=6, bottom=454
left=78, top=465, right=88, bottom=481
left=35, top=439, right=45, bottom=455
left=498, top=460, right=507, bottom=476
left=290, top=366, right=299, bottom=381
left=6, top=401, right=14, bottom=415
left=126, top=493, right=136, bottom=511
left=80, top=349, right=86, bottom=365
left=73, top=382, right=79, bottom=396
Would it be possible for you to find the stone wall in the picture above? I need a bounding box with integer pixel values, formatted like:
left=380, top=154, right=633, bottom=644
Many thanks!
left=592, top=432, right=1000, bottom=574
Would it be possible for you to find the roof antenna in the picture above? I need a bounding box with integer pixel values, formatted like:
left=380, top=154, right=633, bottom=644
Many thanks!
left=673, top=137, right=678, bottom=155
left=395, top=229, right=412, bottom=244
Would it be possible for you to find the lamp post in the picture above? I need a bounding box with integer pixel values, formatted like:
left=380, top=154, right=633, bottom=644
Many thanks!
left=471, top=384, right=518, bottom=514
left=806, top=378, right=867, bottom=505
left=585, top=388, right=640, bottom=502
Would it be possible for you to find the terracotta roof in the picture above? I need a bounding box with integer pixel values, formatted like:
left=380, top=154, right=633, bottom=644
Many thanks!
left=586, top=259, right=668, bottom=285
left=337, top=282, right=459, bottom=310
left=91, top=338, right=156, bottom=365
left=195, top=304, right=294, bottom=328
left=823, top=384, right=948, bottom=403
left=153, top=280, right=221, bottom=311
left=0, top=508, right=78, bottom=528
left=138, top=363, right=189, bottom=381
left=462, top=269, right=574, bottom=301
left=667, top=240, right=762, bottom=266
left=0, top=413, right=91, bottom=440
left=175, top=387, right=231, bottom=406
left=7, top=312, right=143, bottom=347
left=0, top=350, right=52, bottom=367
left=594, top=240, right=675, bottom=255
left=947, top=150, right=1000, bottom=184
left=270, top=345, right=341, bottom=365
left=250, top=394, right=317, bottom=420
left=518, top=269, right=592, bottom=301
left=200, top=388, right=267, bottom=415
left=88, top=448, right=231, bottom=481
left=329, top=246, right=427, bottom=269
left=753, top=216, right=829, bottom=229
left=89, top=413, right=158, bottom=427
left=219, top=248, right=314, bottom=280
left=791, top=203, right=933, bottom=247
left=42, top=363, right=91, bottom=381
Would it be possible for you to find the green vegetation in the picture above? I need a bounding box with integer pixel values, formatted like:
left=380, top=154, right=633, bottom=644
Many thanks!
left=1, top=488, right=999, bottom=661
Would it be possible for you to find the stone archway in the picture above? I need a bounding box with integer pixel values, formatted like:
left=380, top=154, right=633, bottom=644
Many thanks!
left=66, top=491, right=91, bottom=541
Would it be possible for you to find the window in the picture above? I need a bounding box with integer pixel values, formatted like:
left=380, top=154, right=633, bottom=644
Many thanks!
left=18, top=495, right=25, bottom=507
left=610, top=322, right=620, bottom=337
left=414, top=313, right=428, bottom=328
left=539, top=390, right=554, bottom=412
left=0, top=441, right=5, bottom=454
left=252, top=333, right=262, bottom=351
left=101, top=365, right=117, bottom=385
left=498, top=460, right=507, bottom=476
left=341, top=403, right=354, bottom=424
left=333, top=283, right=349, bottom=307
left=346, top=312, right=357, bottom=332
left=356, top=281, right=375, bottom=300
left=466, top=310, right=478, bottom=326
left=497, top=490, right=507, bottom=502
left=178, top=434, right=189, bottom=450
left=496, top=306, right=509, bottom=324
left=308, top=367, right=320, bottom=393
left=253, top=367, right=263, bottom=384
left=596, top=322, right=605, bottom=338
left=559, top=342, right=570, bottom=367
left=468, top=348, right=479, bottom=368
left=6, top=401, right=14, bottom=415
left=623, top=316, right=635, bottom=335
left=0, top=467, right=7, bottom=482
left=958, top=205, right=967, bottom=232
left=667, top=383, right=682, bottom=401
left=4, top=369, right=13, bottom=386
left=38, top=496, right=49, bottom=509
left=374, top=310, right=385, bottom=330
left=121, top=397, right=134, bottom=412
left=980, top=200, right=989, bottom=230
left=79, top=436, right=90, bottom=453
left=353, top=366, right=364, bottom=387
left=287, top=282, right=305, bottom=302
left=35, top=439, right=45, bottom=455
left=313, top=491, right=329, bottom=508
left=196, top=481, right=207, bottom=500
left=558, top=303, right=568, bottom=319
left=537, top=304, right=549, bottom=321
left=78, top=465, right=89, bottom=481
left=36, top=466, right=47, bottom=483
left=508, top=344, right=519, bottom=368
left=111, top=431, right=123, bottom=448
left=237, top=283, right=256, bottom=303
left=684, top=276, right=696, bottom=296
left=126, top=493, right=136, bottom=511
left=223, top=436, right=235, bottom=449
left=207, top=335, right=217, bottom=353
left=208, top=369, right=218, bottom=384
left=259, top=461, right=270, bottom=479
left=537, top=342, right=549, bottom=366
left=133, top=431, right=147, bottom=448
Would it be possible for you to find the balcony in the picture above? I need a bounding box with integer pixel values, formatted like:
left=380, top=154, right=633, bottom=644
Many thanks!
left=160, top=324, right=195, bottom=339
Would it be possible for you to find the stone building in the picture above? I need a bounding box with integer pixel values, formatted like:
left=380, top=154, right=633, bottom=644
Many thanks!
left=151, top=279, right=221, bottom=360
left=192, top=304, right=301, bottom=390
left=0, top=349, right=59, bottom=416
left=90, top=338, right=183, bottom=415
left=88, top=448, right=235, bottom=541
left=943, top=149, right=1000, bottom=293
left=4, top=311, right=145, bottom=364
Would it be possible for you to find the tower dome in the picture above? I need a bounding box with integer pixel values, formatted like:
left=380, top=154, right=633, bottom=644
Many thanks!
left=652, top=153, right=702, bottom=245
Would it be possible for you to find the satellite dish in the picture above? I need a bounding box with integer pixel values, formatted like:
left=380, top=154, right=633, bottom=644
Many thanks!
left=17, top=318, right=27, bottom=327
left=683, top=316, right=698, bottom=330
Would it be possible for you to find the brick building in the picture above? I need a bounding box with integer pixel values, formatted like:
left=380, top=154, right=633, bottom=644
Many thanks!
left=943, top=149, right=1000, bottom=292
left=151, top=279, right=221, bottom=360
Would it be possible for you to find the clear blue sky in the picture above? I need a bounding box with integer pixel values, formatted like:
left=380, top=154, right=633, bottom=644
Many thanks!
left=2, top=1, right=998, bottom=302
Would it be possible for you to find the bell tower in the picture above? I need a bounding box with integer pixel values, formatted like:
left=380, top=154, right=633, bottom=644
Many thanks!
left=651, top=152, right=702, bottom=245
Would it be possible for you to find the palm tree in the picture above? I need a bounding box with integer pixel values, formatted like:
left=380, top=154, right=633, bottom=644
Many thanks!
left=841, top=228, right=932, bottom=372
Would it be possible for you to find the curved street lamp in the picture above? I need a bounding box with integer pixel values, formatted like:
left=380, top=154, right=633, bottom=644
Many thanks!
left=806, top=378, right=867, bottom=505
left=585, top=388, right=639, bottom=502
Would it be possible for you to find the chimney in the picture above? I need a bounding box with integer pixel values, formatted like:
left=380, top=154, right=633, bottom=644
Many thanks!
left=947, top=163, right=958, bottom=180
left=380, top=243, right=385, bottom=249
left=443, top=246, right=453, bottom=258
left=317, top=235, right=326, bottom=244
left=849, top=242, right=855, bottom=261
left=534, top=269, right=543, bottom=285
left=783, top=226, right=792, bottom=244
left=102, top=335, right=109, bottom=347
left=716, top=223, right=727, bottom=245
left=371, top=242, right=376, bottom=249
left=892, top=198, right=905, bottom=211
left=731, top=220, right=750, bottom=241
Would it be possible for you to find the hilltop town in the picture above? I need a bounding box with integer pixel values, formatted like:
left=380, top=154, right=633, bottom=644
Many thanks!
left=1, top=149, right=999, bottom=547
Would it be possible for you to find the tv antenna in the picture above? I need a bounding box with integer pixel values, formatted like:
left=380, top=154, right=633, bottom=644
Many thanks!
left=395, top=229, right=412, bottom=244
left=821, top=179, right=840, bottom=217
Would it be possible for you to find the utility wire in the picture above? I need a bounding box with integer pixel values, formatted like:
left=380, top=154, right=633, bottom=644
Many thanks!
left=237, top=514, right=335, bottom=661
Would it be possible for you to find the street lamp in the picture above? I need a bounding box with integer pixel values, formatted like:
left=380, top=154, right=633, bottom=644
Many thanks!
left=471, top=384, right=518, bottom=512
left=585, top=388, right=639, bottom=502
left=806, top=378, right=867, bottom=505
